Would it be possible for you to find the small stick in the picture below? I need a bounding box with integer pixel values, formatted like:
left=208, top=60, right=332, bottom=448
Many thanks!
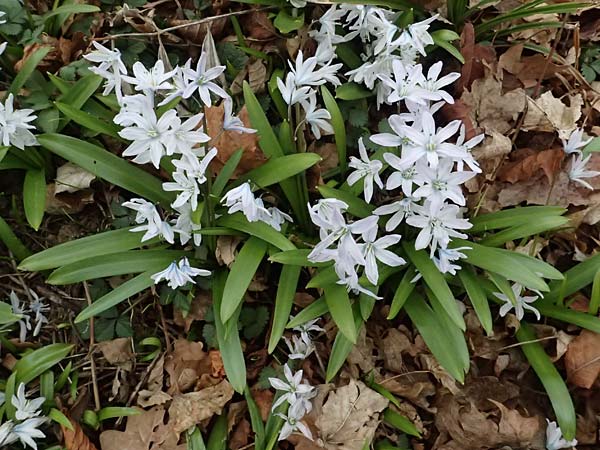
left=83, top=281, right=102, bottom=411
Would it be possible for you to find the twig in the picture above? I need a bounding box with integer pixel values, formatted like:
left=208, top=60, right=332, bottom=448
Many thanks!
left=83, top=281, right=102, bottom=411
left=532, top=14, right=569, bottom=99
left=93, top=9, right=270, bottom=41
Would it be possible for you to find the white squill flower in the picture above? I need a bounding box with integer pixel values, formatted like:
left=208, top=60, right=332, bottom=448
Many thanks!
left=151, top=257, right=210, bottom=289
left=545, top=420, right=577, bottom=450
left=494, top=283, right=541, bottom=321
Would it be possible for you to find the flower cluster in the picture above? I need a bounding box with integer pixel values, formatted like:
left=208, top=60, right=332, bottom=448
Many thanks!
left=0, top=94, right=38, bottom=150
left=268, top=318, right=323, bottom=441
left=562, top=128, right=599, bottom=190
left=83, top=44, right=263, bottom=289
left=8, top=290, right=49, bottom=342
left=0, top=383, right=48, bottom=450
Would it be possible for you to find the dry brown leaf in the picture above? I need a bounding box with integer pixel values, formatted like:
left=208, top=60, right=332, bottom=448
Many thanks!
left=205, top=103, right=266, bottom=175
left=173, top=292, right=211, bottom=332
left=215, top=235, right=242, bottom=267
left=251, top=387, right=273, bottom=421
left=457, top=23, right=497, bottom=94
left=55, top=162, right=96, bottom=194
left=381, top=329, right=412, bottom=373
left=167, top=379, right=234, bottom=435
left=62, top=418, right=98, bottom=450
left=461, top=72, right=526, bottom=134
left=164, top=339, right=211, bottom=394
left=347, top=327, right=377, bottom=375
left=97, top=337, right=134, bottom=367
left=497, top=148, right=564, bottom=183
left=229, top=419, right=251, bottom=450
left=242, top=10, right=277, bottom=40
left=138, top=355, right=172, bottom=408
left=316, top=380, right=388, bottom=450
left=209, top=350, right=226, bottom=378
left=45, top=184, right=94, bottom=215
left=565, top=330, right=600, bottom=389
left=248, top=59, right=267, bottom=93
left=522, top=92, right=583, bottom=139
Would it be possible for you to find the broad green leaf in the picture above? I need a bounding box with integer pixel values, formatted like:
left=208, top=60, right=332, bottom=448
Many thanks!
left=0, top=215, right=31, bottom=261
left=213, top=271, right=247, bottom=393
left=75, top=271, right=155, bottom=322
left=544, top=253, right=600, bottom=304
left=324, top=283, right=357, bottom=343
left=15, top=343, right=73, bottom=384
left=97, top=407, right=141, bottom=421
left=317, top=185, right=374, bottom=218
left=470, top=206, right=566, bottom=233
left=245, top=388, right=265, bottom=450
left=478, top=215, right=568, bottom=247
left=321, top=86, right=347, bottom=175
left=403, top=243, right=465, bottom=331
left=306, top=265, right=338, bottom=289
left=268, top=69, right=288, bottom=119
left=40, top=371, right=54, bottom=403
left=47, top=250, right=187, bottom=285
left=23, top=169, right=46, bottom=231
left=326, top=306, right=363, bottom=381
left=9, top=47, right=51, bottom=96
left=286, top=297, right=328, bottom=328
left=4, top=373, right=17, bottom=420
left=268, top=265, right=301, bottom=353
left=273, top=9, right=304, bottom=33
left=506, top=251, right=564, bottom=280
left=43, top=4, right=99, bottom=20
left=19, top=228, right=146, bottom=271
left=537, top=304, right=600, bottom=333
left=187, top=426, right=206, bottom=450
left=59, top=74, right=104, bottom=109
left=458, top=268, right=493, bottom=335
left=335, top=82, right=373, bottom=100
left=212, top=149, right=243, bottom=197
left=38, top=134, right=174, bottom=206
left=387, top=267, right=416, bottom=320
left=431, top=30, right=464, bottom=63
left=49, top=408, right=74, bottom=431
left=451, top=239, right=549, bottom=292
left=404, top=293, right=467, bottom=382
left=55, top=102, right=121, bottom=139
left=217, top=213, right=295, bottom=251
left=590, top=269, right=600, bottom=315
left=269, top=249, right=329, bottom=267
left=383, top=409, right=421, bottom=437
left=221, top=237, right=268, bottom=322
left=516, top=323, right=576, bottom=440
left=235, top=153, right=321, bottom=189
left=584, top=137, right=600, bottom=154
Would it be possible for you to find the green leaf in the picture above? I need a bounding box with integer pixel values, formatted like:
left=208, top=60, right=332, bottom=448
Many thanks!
left=306, top=265, right=338, bottom=289
left=451, top=239, right=549, bottom=292
left=269, top=249, right=329, bottom=267
left=37, top=134, right=174, bottom=206
left=584, top=137, right=600, bottom=154
left=245, top=388, right=266, bottom=450
left=43, top=4, right=99, bottom=20
left=23, top=169, right=46, bottom=231
left=0, top=215, right=31, bottom=261
left=47, top=250, right=187, bottom=285
left=590, top=269, right=600, bottom=316
left=49, top=408, right=74, bottom=431
left=458, top=268, right=493, bottom=335
left=268, top=265, right=301, bottom=353
left=75, top=271, right=155, bottom=322
left=55, top=102, right=121, bottom=139
left=213, top=271, right=247, bottom=393
left=221, top=237, right=268, bottom=322
left=544, top=253, right=600, bottom=304
left=403, top=243, right=465, bottom=331
left=478, top=215, right=568, bottom=247
left=235, top=153, right=321, bottom=189
left=217, top=213, right=295, bottom=251
left=4, top=372, right=17, bottom=420
left=324, top=283, right=357, bottom=343
left=273, top=9, right=304, bottom=33
left=383, top=409, right=421, bottom=437
left=286, top=297, right=328, bottom=329
left=207, top=414, right=229, bottom=450
left=212, top=149, right=243, bottom=197
left=470, top=206, right=566, bottom=233
left=59, top=74, right=104, bottom=109
left=537, top=304, right=600, bottom=333
left=97, top=407, right=141, bottom=422
left=326, top=305, right=363, bottom=381
left=431, top=30, right=464, bottom=63
left=321, top=86, right=347, bottom=175
left=9, top=46, right=51, bottom=96
left=516, top=322, right=576, bottom=441
left=335, top=82, right=373, bottom=100
left=19, top=227, right=146, bottom=271
left=387, top=267, right=416, bottom=320
left=404, top=293, right=467, bottom=383
left=317, top=185, right=374, bottom=218
left=15, top=343, right=73, bottom=384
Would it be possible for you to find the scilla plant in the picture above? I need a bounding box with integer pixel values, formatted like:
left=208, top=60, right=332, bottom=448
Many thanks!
left=15, top=3, right=600, bottom=444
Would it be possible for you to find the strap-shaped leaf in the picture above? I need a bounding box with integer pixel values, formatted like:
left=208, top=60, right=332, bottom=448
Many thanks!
left=231, top=153, right=321, bottom=189
left=269, top=249, right=329, bottom=267
left=470, top=206, right=566, bottom=233
left=326, top=304, right=363, bottom=381
left=15, top=343, right=73, bottom=384
left=321, top=86, right=347, bottom=175
left=317, top=185, right=374, bottom=218
left=478, top=215, right=568, bottom=247
left=23, top=169, right=46, bottom=231
left=37, top=134, right=174, bottom=206
left=323, top=282, right=357, bottom=343
left=286, top=297, right=327, bottom=329
left=387, top=266, right=416, bottom=320
left=0, top=215, right=31, bottom=261
left=458, top=268, right=493, bottom=335
left=217, top=213, right=295, bottom=251
left=268, top=265, right=301, bottom=353
left=9, top=46, right=51, bottom=95
left=544, top=253, right=600, bottom=304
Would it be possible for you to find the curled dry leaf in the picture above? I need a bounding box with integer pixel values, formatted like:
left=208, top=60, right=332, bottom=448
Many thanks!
left=55, top=162, right=96, bottom=194
left=497, top=148, right=564, bottom=184
left=215, top=235, right=242, bottom=267
left=316, top=379, right=389, bottom=450
left=164, top=339, right=211, bottom=394
left=522, top=91, right=583, bottom=139
left=241, top=10, right=278, bottom=40
left=565, top=329, right=600, bottom=389
left=167, top=379, right=234, bottom=435
left=62, top=418, right=99, bottom=450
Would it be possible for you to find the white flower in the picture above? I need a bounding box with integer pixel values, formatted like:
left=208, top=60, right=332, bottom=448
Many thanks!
left=0, top=94, right=38, bottom=149
left=223, top=98, right=255, bottom=133
left=172, top=203, right=203, bottom=247
left=0, top=11, right=6, bottom=25
left=151, top=257, right=210, bottom=289
left=119, top=109, right=178, bottom=168
left=12, top=417, right=47, bottom=450
left=284, top=334, right=315, bottom=360
left=260, top=204, right=293, bottom=231
left=370, top=114, right=409, bottom=148
left=400, top=112, right=464, bottom=168
left=412, top=159, right=475, bottom=209
left=181, top=54, right=227, bottom=105
left=406, top=203, right=471, bottom=254
left=433, top=246, right=469, bottom=275
left=162, top=170, right=201, bottom=211
left=562, top=128, right=592, bottom=155
left=221, top=182, right=269, bottom=222
left=403, top=15, right=437, bottom=56
left=276, top=401, right=313, bottom=441
left=348, top=138, right=384, bottom=202
left=167, top=113, right=210, bottom=156
left=269, top=364, right=315, bottom=411
left=12, top=383, right=45, bottom=421
left=494, top=283, right=541, bottom=321
left=288, top=0, right=307, bottom=8
left=301, top=95, right=333, bottom=139
left=545, top=420, right=577, bottom=450
left=159, top=60, right=193, bottom=106
left=122, top=60, right=174, bottom=94
left=454, top=124, right=483, bottom=173
left=308, top=198, right=348, bottom=233
left=360, top=223, right=405, bottom=285
left=379, top=61, right=432, bottom=105
left=569, top=153, right=599, bottom=190
left=0, top=42, right=7, bottom=57
left=28, top=290, right=48, bottom=337
left=383, top=152, right=417, bottom=196
left=277, top=73, right=313, bottom=106
left=9, top=291, right=31, bottom=342
left=374, top=197, right=419, bottom=231
left=0, top=421, right=18, bottom=448
left=84, top=42, right=127, bottom=100
left=292, top=318, right=324, bottom=344
left=418, top=61, right=460, bottom=104
left=122, top=198, right=174, bottom=244
left=289, top=50, right=342, bottom=87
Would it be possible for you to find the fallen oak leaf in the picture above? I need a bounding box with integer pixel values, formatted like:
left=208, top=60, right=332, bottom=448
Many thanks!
left=565, top=329, right=600, bottom=389
left=62, top=418, right=99, bottom=450
left=497, top=148, right=564, bottom=184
